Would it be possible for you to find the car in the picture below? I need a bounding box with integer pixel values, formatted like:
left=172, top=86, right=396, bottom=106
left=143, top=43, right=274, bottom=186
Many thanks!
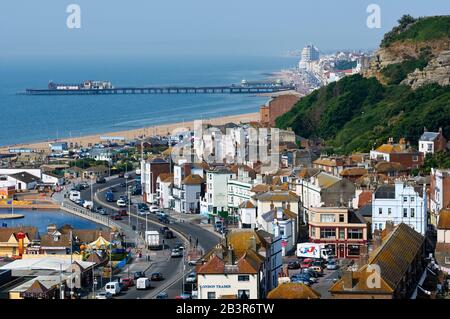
left=185, top=272, right=196, bottom=283
left=136, top=277, right=151, bottom=290
left=118, top=172, right=125, bottom=178
left=155, top=292, right=169, bottom=299
left=301, top=269, right=319, bottom=282
left=171, top=249, right=183, bottom=258
left=327, top=260, right=338, bottom=270
left=308, top=265, right=324, bottom=275
left=160, top=226, right=170, bottom=234
left=188, top=258, right=205, bottom=266
left=119, top=282, right=128, bottom=291
left=175, top=293, right=191, bottom=299
left=110, top=187, right=117, bottom=193
left=150, top=272, right=164, bottom=281
left=165, top=230, right=174, bottom=239
left=80, top=182, right=89, bottom=189
left=116, top=199, right=127, bottom=207
left=74, top=199, right=84, bottom=206
left=111, top=214, right=122, bottom=220
left=120, top=182, right=127, bottom=188
left=96, top=177, right=106, bottom=184
left=149, top=205, right=160, bottom=213
left=288, top=260, right=301, bottom=269
left=118, top=209, right=128, bottom=216
left=138, top=210, right=149, bottom=216
left=120, top=277, right=134, bottom=288
left=300, top=259, right=314, bottom=269
left=95, top=291, right=112, bottom=299
left=156, top=211, right=166, bottom=218
left=124, top=173, right=131, bottom=179
left=133, top=271, right=145, bottom=280
left=159, top=216, right=170, bottom=224
left=174, top=243, right=184, bottom=250
left=99, top=209, right=108, bottom=215
left=312, top=259, right=326, bottom=268
left=290, top=276, right=312, bottom=286
left=137, top=203, right=149, bottom=211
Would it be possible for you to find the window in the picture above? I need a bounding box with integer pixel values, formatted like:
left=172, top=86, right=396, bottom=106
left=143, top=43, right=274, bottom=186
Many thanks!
left=320, top=214, right=336, bottom=223
left=411, top=197, right=415, bottom=202
left=311, top=227, right=316, bottom=237
left=347, top=245, right=361, bottom=256
left=320, top=228, right=336, bottom=239
left=388, top=208, right=392, bottom=215
left=339, top=214, right=345, bottom=222
left=427, top=144, right=432, bottom=151
left=403, top=197, right=408, bottom=202
left=411, top=208, right=415, bottom=218
left=413, top=155, right=418, bottom=162
left=238, top=275, right=250, bottom=282
left=348, top=228, right=363, bottom=239
left=445, top=257, right=450, bottom=265
left=403, top=208, right=408, bottom=217
left=379, top=208, right=383, bottom=214
left=379, top=223, right=383, bottom=230
left=207, top=292, right=216, bottom=299
left=339, top=229, right=345, bottom=239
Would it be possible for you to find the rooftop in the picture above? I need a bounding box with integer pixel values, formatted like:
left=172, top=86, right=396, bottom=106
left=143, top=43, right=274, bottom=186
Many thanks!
left=267, top=282, right=321, bottom=299
left=437, top=208, right=450, bottom=230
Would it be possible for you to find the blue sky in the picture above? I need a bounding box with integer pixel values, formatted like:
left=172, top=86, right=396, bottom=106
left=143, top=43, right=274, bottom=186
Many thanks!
left=1, top=0, right=449, bottom=59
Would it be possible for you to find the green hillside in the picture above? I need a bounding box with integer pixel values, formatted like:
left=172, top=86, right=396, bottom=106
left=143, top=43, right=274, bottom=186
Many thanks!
left=275, top=16, right=450, bottom=155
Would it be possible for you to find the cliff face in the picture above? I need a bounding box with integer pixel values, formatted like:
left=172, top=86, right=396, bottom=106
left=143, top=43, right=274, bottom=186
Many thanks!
left=364, top=16, right=450, bottom=88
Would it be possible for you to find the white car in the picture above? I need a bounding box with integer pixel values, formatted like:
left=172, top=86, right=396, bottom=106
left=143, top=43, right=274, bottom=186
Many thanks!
left=186, top=272, right=197, bottom=283
left=327, top=260, right=338, bottom=270
left=149, top=205, right=160, bottom=213
left=95, top=291, right=112, bottom=299
left=116, top=199, right=127, bottom=207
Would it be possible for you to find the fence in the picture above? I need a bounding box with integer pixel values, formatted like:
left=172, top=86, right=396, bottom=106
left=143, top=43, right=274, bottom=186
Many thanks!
left=61, top=200, right=121, bottom=231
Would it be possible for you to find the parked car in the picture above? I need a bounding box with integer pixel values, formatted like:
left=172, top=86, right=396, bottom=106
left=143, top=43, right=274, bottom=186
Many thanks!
left=119, top=282, right=128, bottom=291
left=165, top=230, right=174, bottom=239
left=134, top=271, right=146, bottom=280
left=327, top=260, right=338, bottom=270
left=149, top=205, right=160, bottom=213
left=174, top=243, right=184, bottom=250
left=96, top=177, right=106, bottom=184
left=110, top=187, right=117, bottom=192
left=137, top=203, right=149, bottom=211
left=155, top=292, right=169, bottom=299
left=124, top=173, right=131, bottom=179
left=105, top=281, right=121, bottom=295
left=120, top=277, right=134, bottom=288
left=95, top=291, right=112, bottom=299
left=118, top=172, right=125, bottom=178
left=111, top=214, right=122, bottom=220
left=300, top=258, right=314, bottom=269
left=290, top=276, right=312, bottom=286
left=160, top=226, right=170, bottom=234
left=99, top=209, right=108, bottom=216
left=117, top=199, right=127, bottom=207
left=288, top=260, right=301, bottom=269
left=150, top=272, right=164, bottom=281
left=185, top=272, right=196, bottom=283
left=188, top=258, right=205, bottom=266
left=309, top=265, right=324, bottom=275
left=138, top=209, right=149, bottom=216
left=118, top=209, right=128, bottom=216
left=175, top=294, right=191, bottom=299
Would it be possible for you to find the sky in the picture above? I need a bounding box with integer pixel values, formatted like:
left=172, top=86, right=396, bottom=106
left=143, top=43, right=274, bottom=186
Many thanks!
left=0, top=0, right=449, bottom=60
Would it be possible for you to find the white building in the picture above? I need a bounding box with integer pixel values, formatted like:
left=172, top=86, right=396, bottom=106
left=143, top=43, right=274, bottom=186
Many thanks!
left=238, top=201, right=257, bottom=229
left=372, top=181, right=426, bottom=235
left=156, top=173, right=173, bottom=209
left=418, top=128, right=446, bottom=155
left=7, top=172, right=40, bottom=191
left=172, top=163, right=203, bottom=214
left=200, top=168, right=235, bottom=216
left=227, top=167, right=256, bottom=215
left=299, top=44, right=320, bottom=69
left=41, top=172, right=64, bottom=186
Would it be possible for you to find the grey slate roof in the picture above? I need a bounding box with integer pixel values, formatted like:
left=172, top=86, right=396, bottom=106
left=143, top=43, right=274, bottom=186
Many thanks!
left=419, top=132, right=439, bottom=141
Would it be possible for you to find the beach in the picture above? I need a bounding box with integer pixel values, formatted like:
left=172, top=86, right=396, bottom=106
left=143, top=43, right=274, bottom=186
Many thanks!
left=0, top=112, right=260, bottom=152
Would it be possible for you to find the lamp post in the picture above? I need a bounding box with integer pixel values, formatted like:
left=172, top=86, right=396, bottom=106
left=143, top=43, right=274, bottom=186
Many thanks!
left=109, top=231, right=114, bottom=283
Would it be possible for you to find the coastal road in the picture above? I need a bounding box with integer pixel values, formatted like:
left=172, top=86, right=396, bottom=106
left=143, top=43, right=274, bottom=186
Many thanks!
left=78, top=174, right=220, bottom=298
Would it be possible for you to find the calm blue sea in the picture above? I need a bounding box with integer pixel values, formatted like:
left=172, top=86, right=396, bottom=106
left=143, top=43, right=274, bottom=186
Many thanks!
left=0, top=209, right=104, bottom=234
left=0, top=56, right=297, bottom=146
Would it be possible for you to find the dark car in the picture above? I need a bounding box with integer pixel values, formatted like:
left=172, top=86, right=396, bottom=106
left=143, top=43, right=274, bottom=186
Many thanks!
left=96, top=177, right=106, bottom=184
left=119, top=282, right=128, bottom=291
left=118, top=172, right=125, bottom=178
left=118, top=209, right=128, bottom=216
left=150, top=272, right=164, bottom=281
left=120, top=182, right=127, bottom=188
left=288, top=260, right=301, bottom=269
left=160, top=226, right=170, bottom=234
left=133, top=271, right=145, bottom=280
left=110, top=187, right=117, bottom=193
left=112, top=214, right=122, bottom=220
left=165, top=230, right=174, bottom=239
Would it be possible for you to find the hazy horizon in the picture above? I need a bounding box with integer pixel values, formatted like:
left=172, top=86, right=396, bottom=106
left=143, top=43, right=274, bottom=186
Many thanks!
left=1, top=0, right=449, bottom=61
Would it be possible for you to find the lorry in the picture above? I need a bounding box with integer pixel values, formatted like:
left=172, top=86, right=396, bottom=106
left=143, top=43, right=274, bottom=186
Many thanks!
left=136, top=277, right=151, bottom=290
left=296, top=243, right=332, bottom=259
left=145, top=230, right=161, bottom=250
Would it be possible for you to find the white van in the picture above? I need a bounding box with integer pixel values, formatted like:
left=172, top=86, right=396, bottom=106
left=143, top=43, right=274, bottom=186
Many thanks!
left=69, top=190, right=81, bottom=202
left=136, top=277, right=151, bottom=290
left=105, top=281, right=121, bottom=295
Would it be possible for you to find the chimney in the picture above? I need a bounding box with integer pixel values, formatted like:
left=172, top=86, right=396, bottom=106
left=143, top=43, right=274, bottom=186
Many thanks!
left=276, top=207, right=283, bottom=220
left=388, top=137, right=394, bottom=145
left=385, top=221, right=395, bottom=236
left=424, top=127, right=428, bottom=133
left=248, top=235, right=257, bottom=252
left=372, top=229, right=382, bottom=251
left=438, top=127, right=443, bottom=134
left=226, top=245, right=235, bottom=265
left=342, top=270, right=354, bottom=290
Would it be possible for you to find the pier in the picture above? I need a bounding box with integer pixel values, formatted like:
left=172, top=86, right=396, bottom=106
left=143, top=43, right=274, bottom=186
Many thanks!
left=61, top=200, right=121, bottom=231
left=22, top=84, right=295, bottom=95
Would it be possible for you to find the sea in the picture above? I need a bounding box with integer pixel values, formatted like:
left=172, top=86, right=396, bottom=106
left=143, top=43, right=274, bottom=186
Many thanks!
left=0, top=209, right=104, bottom=234
left=0, top=55, right=298, bottom=147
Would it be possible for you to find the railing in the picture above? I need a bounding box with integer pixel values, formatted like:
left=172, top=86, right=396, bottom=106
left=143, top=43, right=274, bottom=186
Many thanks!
left=61, top=200, right=121, bottom=231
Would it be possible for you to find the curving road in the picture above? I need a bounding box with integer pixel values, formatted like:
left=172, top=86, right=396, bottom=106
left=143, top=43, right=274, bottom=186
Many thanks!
left=79, top=174, right=220, bottom=299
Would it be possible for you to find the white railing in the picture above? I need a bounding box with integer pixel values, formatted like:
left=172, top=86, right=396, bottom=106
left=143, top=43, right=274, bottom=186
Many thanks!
left=61, top=200, right=121, bottom=230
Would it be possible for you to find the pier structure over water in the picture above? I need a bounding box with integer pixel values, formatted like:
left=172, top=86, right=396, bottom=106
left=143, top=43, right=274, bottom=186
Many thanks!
left=23, top=84, right=295, bottom=95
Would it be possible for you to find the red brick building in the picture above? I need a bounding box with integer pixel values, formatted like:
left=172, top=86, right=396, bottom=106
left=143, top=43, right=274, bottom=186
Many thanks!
left=260, top=94, right=300, bottom=127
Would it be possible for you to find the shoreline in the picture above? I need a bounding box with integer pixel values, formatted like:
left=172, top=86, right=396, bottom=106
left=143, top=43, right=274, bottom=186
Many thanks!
left=0, top=112, right=261, bottom=152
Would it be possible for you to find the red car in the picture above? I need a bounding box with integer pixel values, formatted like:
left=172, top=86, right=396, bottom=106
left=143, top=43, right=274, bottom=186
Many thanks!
left=120, top=277, right=134, bottom=288
left=300, top=258, right=314, bottom=269
left=118, top=209, right=128, bottom=216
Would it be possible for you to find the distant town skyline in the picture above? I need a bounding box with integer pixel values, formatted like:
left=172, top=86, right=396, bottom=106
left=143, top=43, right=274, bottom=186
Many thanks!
left=1, top=0, right=449, bottom=60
